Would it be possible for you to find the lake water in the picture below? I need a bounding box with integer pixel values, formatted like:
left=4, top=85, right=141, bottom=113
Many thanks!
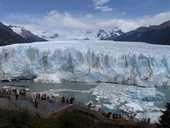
left=0, top=82, right=170, bottom=122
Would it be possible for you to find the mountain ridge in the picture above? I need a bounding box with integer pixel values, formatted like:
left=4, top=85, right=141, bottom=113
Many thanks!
left=0, top=22, right=46, bottom=46
left=0, top=22, right=26, bottom=46
left=1, top=20, right=170, bottom=45
left=115, top=20, right=170, bottom=45
left=97, top=27, right=124, bottom=40
left=9, top=25, right=47, bottom=42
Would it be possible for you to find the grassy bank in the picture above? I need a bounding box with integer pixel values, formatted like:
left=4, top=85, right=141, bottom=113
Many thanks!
left=0, top=108, right=160, bottom=128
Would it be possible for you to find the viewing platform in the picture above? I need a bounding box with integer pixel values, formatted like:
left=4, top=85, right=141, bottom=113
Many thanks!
left=0, top=85, right=140, bottom=127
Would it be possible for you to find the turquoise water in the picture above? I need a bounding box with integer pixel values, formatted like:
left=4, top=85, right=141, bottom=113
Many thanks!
left=0, top=82, right=97, bottom=104
left=156, top=86, right=170, bottom=108
left=0, top=82, right=170, bottom=111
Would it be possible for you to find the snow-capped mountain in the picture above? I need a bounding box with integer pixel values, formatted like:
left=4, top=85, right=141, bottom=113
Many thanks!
left=68, top=30, right=98, bottom=40
left=97, top=27, right=124, bottom=40
left=9, top=25, right=46, bottom=42
left=0, top=40, right=170, bottom=87
left=38, top=27, right=124, bottom=41
left=40, top=31, right=59, bottom=40
left=71, top=28, right=124, bottom=40
left=0, top=22, right=26, bottom=46
left=40, top=30, right=97, bottom=41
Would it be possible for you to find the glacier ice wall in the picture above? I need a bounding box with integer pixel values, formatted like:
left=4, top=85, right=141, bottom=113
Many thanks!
left=0, top=40, right=170, bottom=86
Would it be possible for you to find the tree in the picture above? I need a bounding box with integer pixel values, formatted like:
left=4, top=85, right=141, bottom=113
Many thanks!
left=159, top=102, right=170, bottom=128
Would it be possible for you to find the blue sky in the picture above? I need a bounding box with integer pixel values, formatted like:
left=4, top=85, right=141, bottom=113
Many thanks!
left=1, top=0, right=170, bottom=18
left=1, top=0, right=170, bottom=36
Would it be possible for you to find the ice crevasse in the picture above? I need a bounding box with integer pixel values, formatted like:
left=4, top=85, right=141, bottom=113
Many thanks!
left=0, top=40, right=170, bottom=86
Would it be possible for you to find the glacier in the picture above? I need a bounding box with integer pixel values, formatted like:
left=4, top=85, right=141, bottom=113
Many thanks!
left=0, top=40, right=170, bottom=86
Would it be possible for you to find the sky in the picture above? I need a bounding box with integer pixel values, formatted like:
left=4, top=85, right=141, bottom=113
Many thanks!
left=1, top=0, right=170, bottom=37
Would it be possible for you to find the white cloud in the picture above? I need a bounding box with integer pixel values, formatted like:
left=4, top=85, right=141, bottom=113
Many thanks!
left=85, top=14, right=93, bottom=18
left=5, top=11, right=170, bottom=37
left=135, top=12, right=170, bottom=26
left=96, top=19, right=138, bottom=32
left=43, top=10, right=93, bottom=29
left=93, top=0, right=111, bottom=6
left=94, top=5, right=112, bottom=12
left=95, top=11, right=170, bottom=32
left=24, top=25, right=43, bottom=35
left=92, top=0, right=112, bottom=12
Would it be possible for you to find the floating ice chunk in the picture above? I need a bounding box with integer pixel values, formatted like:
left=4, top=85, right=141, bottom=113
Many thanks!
left=125, top=102, right=143, bottom=112
left=103, top=104, right=115, bottom=110
left=136, top=111, right=163, bottom=123
left=95, top=97, right=100, bottom=102
left=90, top=83, right=165, bottom=122
left=34, top=73, right=61, bottom=83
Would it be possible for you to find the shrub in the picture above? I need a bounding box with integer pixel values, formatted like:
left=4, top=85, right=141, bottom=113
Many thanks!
left=159, top=102, right=170, bottom=128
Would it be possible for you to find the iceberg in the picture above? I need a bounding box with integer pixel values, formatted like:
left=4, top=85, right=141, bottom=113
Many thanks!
left=90, top=83, right=165, bottom=123
left=0, top=40, right=170, bottom=86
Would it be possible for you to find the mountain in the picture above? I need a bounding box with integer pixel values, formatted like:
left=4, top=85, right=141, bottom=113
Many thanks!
left=68, top=28, right=124, bottom=41
left=0, top=22, right=26, bottom=46
left=97, top=27, right=124, bottom=40
left=40, top=31, right=59, bottom=40
left=0, top=22, right=47, bottom=46
left=39, top=28, right=124, bottom=41
left=9, top=25, right=46, bottom=42
left=41, top=30, right=96, bottom=40
left=115, top=20, right=170, bottom=45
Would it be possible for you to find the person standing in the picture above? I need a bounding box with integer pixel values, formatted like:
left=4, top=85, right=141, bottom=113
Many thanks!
left=15, top=89, right=19, bottom=100
left=35, top=100, right=38, bottom=109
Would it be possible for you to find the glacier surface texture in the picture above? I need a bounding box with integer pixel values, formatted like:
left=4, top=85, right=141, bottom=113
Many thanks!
left=0, top=40, right=170, bottom=86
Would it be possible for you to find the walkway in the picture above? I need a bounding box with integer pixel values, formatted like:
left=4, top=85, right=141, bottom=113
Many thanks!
left=51, top=103, right=136, bottom=127
left=0, top=95, right=69, bottom=116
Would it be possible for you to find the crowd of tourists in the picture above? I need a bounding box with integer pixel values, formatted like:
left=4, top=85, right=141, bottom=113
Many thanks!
left=61, top=96, right=75, bottom=104
left=31, top=92, right=75, bottom=109
left=0, top=86, right=29, bottom=100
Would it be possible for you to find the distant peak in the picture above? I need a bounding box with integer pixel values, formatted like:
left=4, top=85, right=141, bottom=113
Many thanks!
left=159, top=20, right=170, bottom=27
